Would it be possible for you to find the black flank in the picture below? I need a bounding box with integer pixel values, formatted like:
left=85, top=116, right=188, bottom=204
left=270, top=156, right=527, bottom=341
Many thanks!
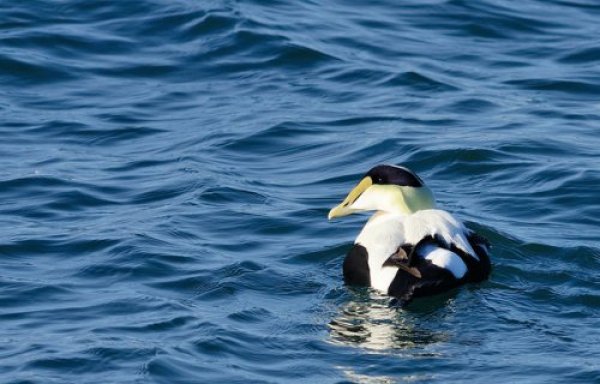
left=388, top=260, right=459, bottom=303
left=343, top=244, right=370, bottom=287
left=466, top=233, right=492, bottom=282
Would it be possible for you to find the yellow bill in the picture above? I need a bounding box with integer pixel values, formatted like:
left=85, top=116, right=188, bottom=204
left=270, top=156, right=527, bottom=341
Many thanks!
left=328, top=176, right=373, bottom=220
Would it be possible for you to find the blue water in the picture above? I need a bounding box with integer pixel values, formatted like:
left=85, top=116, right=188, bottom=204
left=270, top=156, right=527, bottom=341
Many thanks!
left=1, top=1, right=600, bottom=383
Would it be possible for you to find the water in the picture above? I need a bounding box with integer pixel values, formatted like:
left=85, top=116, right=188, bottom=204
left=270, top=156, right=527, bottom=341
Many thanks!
left=1, top=1, right=599, bottom=383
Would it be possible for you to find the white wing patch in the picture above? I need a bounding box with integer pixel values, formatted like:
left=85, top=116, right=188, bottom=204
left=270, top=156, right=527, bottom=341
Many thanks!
left=419, top=244, right=467, bottom=279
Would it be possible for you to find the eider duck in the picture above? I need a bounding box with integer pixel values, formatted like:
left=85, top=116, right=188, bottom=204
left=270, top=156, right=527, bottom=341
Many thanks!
left=328, top=165, right=491, bottom=303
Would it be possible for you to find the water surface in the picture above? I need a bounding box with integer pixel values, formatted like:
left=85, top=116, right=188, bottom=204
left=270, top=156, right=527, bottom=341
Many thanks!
left=1, top=1, right=600, bottom=383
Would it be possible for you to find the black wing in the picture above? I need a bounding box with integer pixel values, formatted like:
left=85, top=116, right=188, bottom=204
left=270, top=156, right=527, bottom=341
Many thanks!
left=386, top=232, right=491, bottom=303
left=387, top=258, right=460, bottom=303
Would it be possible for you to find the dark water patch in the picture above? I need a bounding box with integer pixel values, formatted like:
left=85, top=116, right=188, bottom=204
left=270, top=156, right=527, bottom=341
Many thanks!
left=133, top=9, right=213, bottom=40
left=558, top=46, right=600, bottom=64
left=151, top=276, right=217, bottom=292
left=447, top=98, right=497, bottom=113
left=54, top=1, right=159, bottom=21
left=505, top=78, right=600, bottom=97
left=26, top=355, right=111, bottom=374
left=285, top=243, right=351, bottom=265
left=463, top=23, right=509, bottom=39
left=180, top=13, right=239, bottom=41
left=227, top=307, right=273, bottom=323
left=0, top=238, right=119, bottom=259
left=219, top=121, right=328, bottom=157
left=326, top=67, right=390, bottom=86
left=547, top=0, right=600, bottom=12
left=521, top=242, right=600, bottom=273
left=129, top=182, right=196, bottom=205
left=148, top=261, right=265, bottom=295
left=488, top=59, right=532, bottom=68
left=235, top=268, right=325, bottom=296
left=0, top=176, right=129, bottom=221
left=496, top=139, right=574, bottom=158
left=45, top=190, right=119, bottom=211
left=199, top=186, right=267, bottom=205
left=94, top=112, right=160, bottom=125
left=72, top=255, right=182, bottom=282
left=0, top=54, right=76, bottom=86
left=0, top=175, right=78, bottom=195
left=187, top=28, right=283, bottom=63
left=15, top=344, right=158, bottom=383
left=319, top=115, right=404, bottom=127
left=407, top=3, right=561, bottom=44
left=98, top=315, right=198, bottom=335
left=92, top=62, right=179, bottom=79
left=105, top=159, right=178, bottom=174
left=0, top=281, right=73, bottom=310
left=444, top=0, right=567, bottom=33
left=528, top=107, right=600, bottom=121
left=209, top=42, right=338, bottom=75
left=270, top=44, right=339, bottom=68
left=410, top=146, right=524, bottom=182
left=6, top=120, right=165, bottom=147
left=1, top=31, right=134, bottom=58
left=384, top=71, right=460, bottom=92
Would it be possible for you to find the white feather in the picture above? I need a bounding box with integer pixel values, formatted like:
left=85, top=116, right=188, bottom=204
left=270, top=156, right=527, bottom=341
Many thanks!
left=403, top=209, right=478, bottom=260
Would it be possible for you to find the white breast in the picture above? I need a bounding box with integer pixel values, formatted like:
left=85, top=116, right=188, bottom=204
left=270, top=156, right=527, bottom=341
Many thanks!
left=355, top=212, right=405, bottom=293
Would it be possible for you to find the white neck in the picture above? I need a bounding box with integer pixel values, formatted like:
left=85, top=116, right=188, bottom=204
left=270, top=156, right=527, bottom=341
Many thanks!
left=355, top=212, right=406, bottom=293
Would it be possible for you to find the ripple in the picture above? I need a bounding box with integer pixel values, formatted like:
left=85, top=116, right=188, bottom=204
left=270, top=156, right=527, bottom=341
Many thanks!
left=383, top=71, right=460, bottom=92
left=199, top=186, right=268, bottom=205
left=0, top=54, right=76, bottom=86
left=227, top=307, right=273, bottom=323
left=558, top=46, right=600, bottom=64
left=180, top=13, right=239, bottom=41
left=505, top=78, right=600, bottom=96
left=0, top=238, right=119, bottom=258
left=0, top=281, right=73, bottom=311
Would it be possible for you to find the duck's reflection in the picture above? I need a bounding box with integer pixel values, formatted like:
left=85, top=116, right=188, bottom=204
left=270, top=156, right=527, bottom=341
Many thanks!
left=328, top=291, right=452, bottom=351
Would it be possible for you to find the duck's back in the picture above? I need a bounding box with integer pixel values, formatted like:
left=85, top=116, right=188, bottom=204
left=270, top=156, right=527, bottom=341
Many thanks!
left=344, top=210, right=491, bottom=301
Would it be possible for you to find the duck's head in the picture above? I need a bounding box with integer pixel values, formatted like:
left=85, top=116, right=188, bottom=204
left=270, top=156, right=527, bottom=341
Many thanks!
left=328, top=164, right=436, bottom=219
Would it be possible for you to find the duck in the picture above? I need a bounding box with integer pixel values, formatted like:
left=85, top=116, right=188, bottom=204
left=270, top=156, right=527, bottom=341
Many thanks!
left=328, top=164, right=491, bottom=303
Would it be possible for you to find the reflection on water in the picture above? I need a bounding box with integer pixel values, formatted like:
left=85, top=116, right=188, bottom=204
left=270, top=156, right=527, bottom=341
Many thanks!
left=338, top=370, right=397, bottom=384
left=328, top=292, right=454, bottom=383
left=328, top=291, right=452, bottom=351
